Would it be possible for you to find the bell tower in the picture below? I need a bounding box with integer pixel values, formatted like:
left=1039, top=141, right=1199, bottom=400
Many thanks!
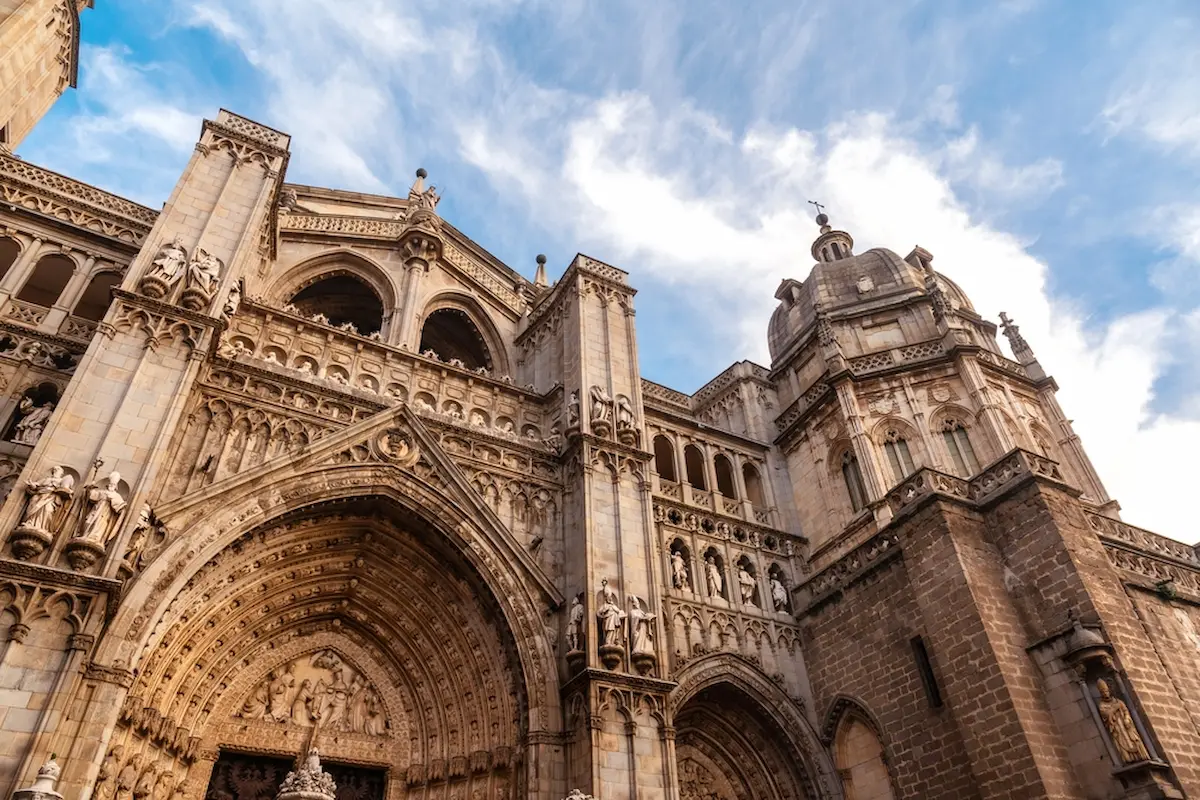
left=0, top=0, right=91, bottom=150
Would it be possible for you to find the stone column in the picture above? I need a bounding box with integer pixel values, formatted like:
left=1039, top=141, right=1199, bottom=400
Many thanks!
left=39, top=254, right=92, bottom=333
left=0, top=236, right=43, bottom=300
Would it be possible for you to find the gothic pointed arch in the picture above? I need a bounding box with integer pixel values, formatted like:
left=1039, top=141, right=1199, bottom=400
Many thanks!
left=669, top=654, right=838, bottom=799
left=268, top=249, right=400, bottom=336
left=92, top=409, right=561, bottom=798
left=418, top=292, right=511, bottom=376
left=820, top=696, right=898, bottom=800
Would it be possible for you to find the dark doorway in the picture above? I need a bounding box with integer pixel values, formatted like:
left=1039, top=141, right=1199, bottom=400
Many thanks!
left=204, top=751, right=386, bottom=800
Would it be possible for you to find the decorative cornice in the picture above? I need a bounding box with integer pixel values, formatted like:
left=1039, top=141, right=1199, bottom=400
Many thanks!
left=0, top=557, right=123, bottom=593
left=84, top=661, right=135, bottom=688
left=560, top=666, right=677, bottom=696
left=652, top=497, right=805, bottom=551
left=796, top=529, right=901, bottom=616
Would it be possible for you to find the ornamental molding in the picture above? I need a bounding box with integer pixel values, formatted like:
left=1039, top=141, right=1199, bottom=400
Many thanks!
left=796, top=529, right=902, bottom=616
left=0, top=153, right=156, bottom=247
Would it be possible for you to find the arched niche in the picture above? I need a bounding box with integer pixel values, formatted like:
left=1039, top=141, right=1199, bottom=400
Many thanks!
left=72, top=271, right=121, bottom=321
left=684, top=444, right=706, bottom=491
left=269, top=251, right=398, bottom=337
left=0, top=237, right=20, bottom=283
left=17, top=253, right=75, bottom=308
left=824, top=696, right=897, bottom=800
left=742, top=462, right=765, bottom=506
left=714, top=453, right=736, bottom=498
left=653, top=434, right=677, bottom=482
left=418, top=294, right=510, bottom=376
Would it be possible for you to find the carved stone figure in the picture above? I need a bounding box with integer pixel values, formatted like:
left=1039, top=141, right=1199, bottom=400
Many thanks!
left=671, top=551, right=691, bottom=591
left=315, top=665, right=351, bottom=729
left=278, top=749, right=336, bottom=800
left=133, top=763, right=157, bottom=800
left=628, top=595, right=654, bottom=655
left=596, top=581, right=625, bottom=647
left=770, top=576, right=788, bottom=611
left=705, top=555, right=724, bottom=598
left=122, top=504, right=153, bottom=567
left=589, top=385, right=612, bottom=424
left=267, top=664, right=295, bottom=721
left=738, top=566, right=757, bottom=606
left=186, top=248, right=221, bottom=296
left=361, top=688, right=384, bottom=736
left=144, top=236, right=187, bottom=288
left=75, top=471, right=126, bottom=546
left=150, top=771, right=174, bottom=800
left=115, top=755, right=141, bottom=800
left=222, top=280, right=242, bottom=320
left=17, top=465, right=73, bottom=533
left=566, top=391, right=580, bottom=427
left=615, top=394, right=635, bottom=429
left=566, top=595, right=585, bottom=652
left=240, top=680, right=268, bottom=720
left=290, top=679, right=315, bottom=723
left=95, top=745, right=124, bottom=800
left=11, top=397, right=54, bottom=445
left=1096, top=679, right=1150, bottom=763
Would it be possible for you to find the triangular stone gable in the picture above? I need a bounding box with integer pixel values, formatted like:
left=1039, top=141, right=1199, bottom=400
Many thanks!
left=155, top=402, right=562, bottom=607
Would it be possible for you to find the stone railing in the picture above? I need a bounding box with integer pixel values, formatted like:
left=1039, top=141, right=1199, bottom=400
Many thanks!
left=1088, top=513, right=1200, bottom=567
left=798, top=529, right=901, bottom=611
left=652, top=479, right=775, bottom=527
left=3, top=299, right=48, bottom=327
left=60, top=315, right=99, bottom=341
left=846, top=338, right=945, bottom=376
left=0, top=153, right=156, bottom=245
left=884, top=450, right=1067, bottom=517
left=652, top=497, right=801, bottom=558
left=774, top=380, right=832, bottom=432
left=575, top=254, right=628, bottom=286
left=975, top=349, right=1028, bottom=379
left=642, top=379, right=692, bottom=413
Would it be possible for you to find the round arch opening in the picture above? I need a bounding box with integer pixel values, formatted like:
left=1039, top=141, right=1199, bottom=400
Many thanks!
left=418, top=308, right=494, bottom=372
left=109, top=497, right=530, bottom=800
left=289, top=274, right=384, bottom=335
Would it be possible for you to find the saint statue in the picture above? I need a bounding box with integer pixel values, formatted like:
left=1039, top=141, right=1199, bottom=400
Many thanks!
left=566, top=391, right=580, bottom=427
left=738, top=566, right=757, bottom=606
left=346, top=675, right=367, bottom=732
left=11, top=397, right=54, bottom=445
left=628, top=595, right=655, bottom=656
left=671, top=551, right=691, bottom=591
left=589, top=385, right=613, bottom=423
left=615, top=394, right=635, bottom=429
left=596, top=581, right=626, bottom=647
left=240, top=680, right=268, bottom=720
left=566, top=595, right=585, bottom=652
left=75, top=471, right=126, bottom=546
left=267, top=665, right=295, bottom=722
left=222, top=280, right=242, bottom=319
left=95, top=745, right=124, bottom=800
left=770, top=576, right=788, bottom=611
left=1096, top=679, right=1150, bottom=763
left=290, top=679, right=315, bottom=723
left=146, top=237, right=187, bottom=285
left=17, top=465, right=74, bottom=533
left=185, top=249, right=222, bottom=297
left=133, top=763, right=157, bottom=800
left=705, top=555, right=724, bottom=598
left=115, top=755, right=141, bottom=800
left=123, top=504, right=153, bottom=567
left=315, top=666, right=352, bottom=729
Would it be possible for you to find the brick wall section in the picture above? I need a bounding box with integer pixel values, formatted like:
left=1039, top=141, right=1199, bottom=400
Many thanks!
left=900, top=496, right=1082, bottom=798
left=991, top=480, right=1200, bottom=794
left=802, top=554, right=980, bottom=798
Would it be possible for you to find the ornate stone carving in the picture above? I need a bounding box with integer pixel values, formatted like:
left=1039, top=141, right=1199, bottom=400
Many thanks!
left=234, top=650, right=389, bottom=736
left=10, top=465, right=75, bottom=559
left=179, top=248, right=222, bottom=311
left=93, top=745, right=123, bottom=800
left=141, top=237, right=187, bottom=299
left=614, top=393, right=638, bottom=446
left=596, top=578, right=626, bottom=669
left=589, top=385, right=613, bottom=436
left=65, top=470, right=127, bottom=570
left=566, top=594, right=585, bottom=654
left=705, top=555, right=724, bottom=599
left=628, top=595, right=657, bottom=675
left=1095, top=678, right=1150, bottom=763
left=278, top=749, right=337, bottom=800
left=13, top=755, right=63, bottom=800
left=770, top=575, right=789, bottom=612
left=11, top=397, right=55, bottom=445
left=672, top=550, right=692, bottom=591
left=737, top=565, right=757, bottom=607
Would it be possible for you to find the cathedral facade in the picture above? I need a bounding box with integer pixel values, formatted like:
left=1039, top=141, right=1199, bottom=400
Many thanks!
left=1, top=4, right=1200, bottom=799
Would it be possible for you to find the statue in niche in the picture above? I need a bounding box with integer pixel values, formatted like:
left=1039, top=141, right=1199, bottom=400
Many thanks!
left=1096, top=679, right=1150, bottom=763
left=738, top=565, right=757, bottom=606
left=770, top=575, right=789, bottom=611
left=705, top=555, right=724, bottom=598
left=116, top=755, right=141, bottom=800
left=186, top=248, right=222, bottom=297
left=566, top=594, right=585, bottom=652
left=11, top=397, right=54, bottom=445
left=589, top=385, right=613, bottom=424
left=122, top=504, right=153, bottom=568
left=671, top=551, right=691, bottom=591
left=144, top=237, right=187, bottom=288
left=16, top=465, right=74, bottom=534
left=74, top=471, right=127, bottom=546
left=628, top=595, right=655, bottom=655
left=615, top=394, right=635, bottom=429
left=596, top=580, right=626, bottom=647
left=94, top=745, right=124, bottom=800
left=151, top=771, right=175, bottom=800
left=133, top=763, right=157, bottom=800
left=566, top=391, right=580, bottom=427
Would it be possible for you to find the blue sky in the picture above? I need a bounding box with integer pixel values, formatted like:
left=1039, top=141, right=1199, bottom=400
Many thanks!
left=19, top=0, right=1200, bottom=539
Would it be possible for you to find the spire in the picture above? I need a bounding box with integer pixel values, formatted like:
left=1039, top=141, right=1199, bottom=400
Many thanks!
left=534, top=253, right=549, bottom=288
left=807, top=202, right=854, bottom=263
left=999, top=312, right=1035, bottom=363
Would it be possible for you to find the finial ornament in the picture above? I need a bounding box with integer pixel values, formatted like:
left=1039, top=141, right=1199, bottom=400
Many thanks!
left=999, top=311, right=1035, bottom=362
left=534, top=254, right=549, bottom=288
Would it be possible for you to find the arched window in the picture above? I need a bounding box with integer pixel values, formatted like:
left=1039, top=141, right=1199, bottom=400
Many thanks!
left=835, top=714, right=896, bottom=800
left=941, top=419, right=979, bottom=477
left=72, top=272, right=120, bottom=321
left=419, top=308, right=492, bottom=371
left=684, top=444, right=706, bottom=490
left=653, top=435, right=677, bottom=482
left=742, top=463, right=765, bottom=506
left=714, top=454, right=736, bottom=497
left=882, top=429, right=915, bottom=484
left=289, top=274, right=384, bottom=335
left=842, top=450, right=868, bottom=513
left=17, top=254, right=74, bottom=308
left=0, top=238, right=19, bottom=284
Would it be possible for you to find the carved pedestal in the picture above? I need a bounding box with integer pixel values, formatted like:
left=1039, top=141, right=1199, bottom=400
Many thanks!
left=631, top=652, right=656, bottom=676
left=566, top=649, right=586, bottom=674
left=63, top=539, right=106, bottom=571
left=138, top=275, right=172, bottom=300
left=13, top=759, right=63, bottom=800
left=179, top=287, right=212, bottom=313
left=597, top=644, right=623, bottom=671
left=9, top=526, right=52, bottom=560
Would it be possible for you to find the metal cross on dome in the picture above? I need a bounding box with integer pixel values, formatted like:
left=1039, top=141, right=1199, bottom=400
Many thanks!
left=807, top=200, right=826, bottom=215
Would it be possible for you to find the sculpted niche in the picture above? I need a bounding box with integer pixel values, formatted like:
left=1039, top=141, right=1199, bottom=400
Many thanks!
left=235, top=649, right=388, bottom=736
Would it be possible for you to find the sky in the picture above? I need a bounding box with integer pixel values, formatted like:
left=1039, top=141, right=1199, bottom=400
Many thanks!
left=18, top=0, right=1200, bottom=541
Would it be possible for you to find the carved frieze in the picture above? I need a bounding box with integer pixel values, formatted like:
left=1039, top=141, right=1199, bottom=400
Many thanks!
left=235, top=650, right=389, bottom=736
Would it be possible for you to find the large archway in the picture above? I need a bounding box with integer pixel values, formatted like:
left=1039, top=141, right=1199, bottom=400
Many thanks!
left=102, top=496, right=529, bottom=800
left=670, top=655, right=836, bottom=800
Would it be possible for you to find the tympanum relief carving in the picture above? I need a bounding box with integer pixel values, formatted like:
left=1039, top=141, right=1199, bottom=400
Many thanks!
left=235, top=650, right=388, bottom=736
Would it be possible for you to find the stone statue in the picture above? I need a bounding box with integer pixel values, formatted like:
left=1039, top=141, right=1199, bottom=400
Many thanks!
left=279, top=749, right=336, bottom=799
left=95, top=745, right=124, bottom=800
left=122, top=504, right=153, bottom=567
left=267, top=664, right=295, bottom=722
left=671, top=551, right=691, bottom=591
left=628, top=595, right=654, bottom=656
left=185, top=249, right=222, bottom=297
left=1096, top=679, right=1150, bottom=763
left=222, top=280, right=242, bottom=319
left=239, top=680, right=268, bottom=720
left=17, top=465, right=74, bottom=533
left=589, top=385, right=612, bottom=423
left=596, top=581, right=626, bottom=647
left=361, top=689, right=384, bottom=736
left=290, top=679, right=315, bottom=722
left=150, top=771, right=174, bottom=800
left=116, top=755, right=141, bottom=800
left=615, top=394, right=635, bottom=429
left=314, top=665, right=351, bottom=729
left=566, top=391, right=580, bottom=427
left=738, top=565, right=757, bottom=606
left=770, top=576, right=788, bottom=611
left=705, top=555, right=724, bottom=598
left=146, top=237, right=187, bottom=285
left=75, top=471, right=126, bottom=546
left=566, top=595, right=585, bottom=652
left=133, top=763, right=156, bottom=800
left=11, top=397, right=54, bottom=445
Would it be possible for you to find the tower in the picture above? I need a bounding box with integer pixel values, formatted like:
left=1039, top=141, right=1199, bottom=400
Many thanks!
left=0, top=0, right=91, bottom=150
